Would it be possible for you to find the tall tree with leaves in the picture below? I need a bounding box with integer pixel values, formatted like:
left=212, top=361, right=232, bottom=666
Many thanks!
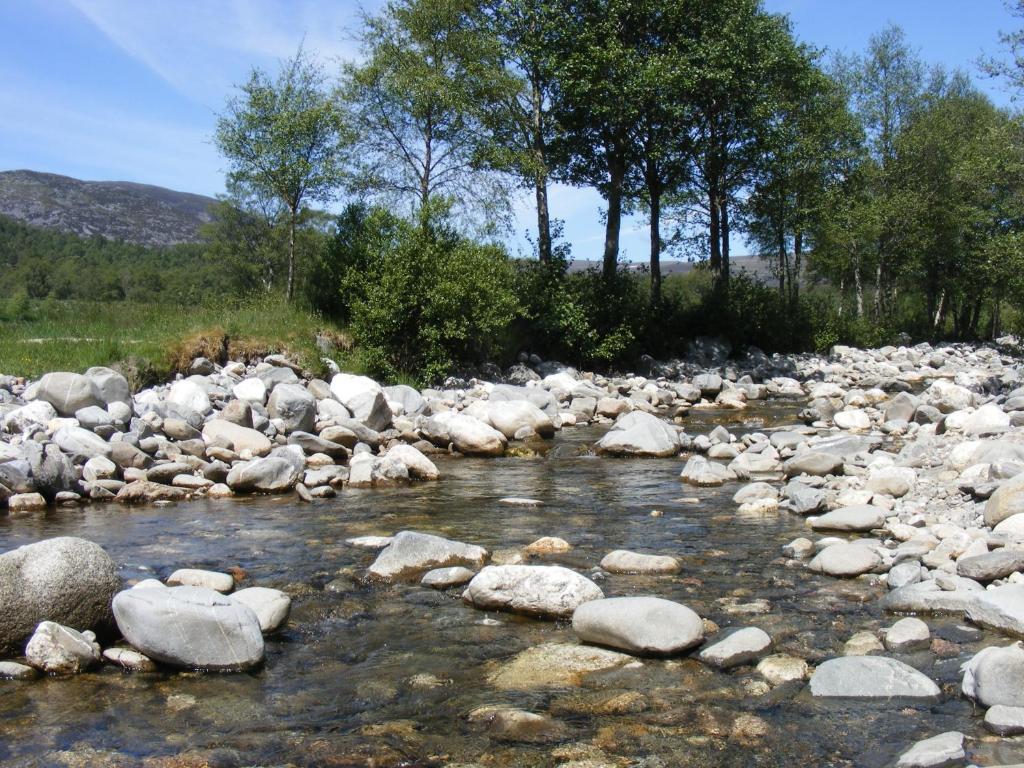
left=215, top=47, right=347, bottom=301
left=343, top=0, right=518, bottom=233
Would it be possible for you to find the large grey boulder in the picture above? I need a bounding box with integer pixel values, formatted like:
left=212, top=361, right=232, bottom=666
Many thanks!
left=167, top=379, right=211, bottom=416
left=35, top=372, right=103, bottom=416
left=367, top=530, right=488, bottom=581
left=810, top=505, right=887, bottom=532
left=488, top=400, right=555, bottom=439
left=447, top=414, right=507, bottom=456
left=23, top=441, right=75, bottom=499
left=489, top=384, right=558, bottom=418
left=571, top=596, right=703, bottom=655
left=965, top=584, right=1024, bottom=637
left=229, top=587, right=290, bottom=633
left=962, top=642, right=1024, bottom=707
left=809, top=656, right=940, bottom=699
left=784, top=451, right=844, bottom=477
left=383, top=384, right=426, bottom=416
left=595, top=411, right=680, bottom=458
left=225, top=452, right=302, bottom=494
left=895, top=732, right=965, bottom=768
left=958, top=550, right=1024, bottom=583
left=785, top=481, right=826, bottom=514
left=202, top=420, right=272, bottom=456
left=84, top=366, right=130, bottom=405
left=884, top=392, right=919, bottom=423
left=2, top=400, right=57, bottom=433
left=866, top=467, right=917, bottom=498
left=329, top=374, right=392, bottom=431
left=384, top=444, right=439, bottom=481
left=0, top=537, right=120, bottom=656
left=679, top=455, right=736, bottom=486
left=882, top=577, right=985, bottom=614
left=807, top=543, right=880, bottom=577
left=463, top=565, right=603, bottom=619
left=112, top=585, right=264, bottom=671
left=985, top=473, right=1024, bottom=527
left=267, top=383, right=316, bottom=434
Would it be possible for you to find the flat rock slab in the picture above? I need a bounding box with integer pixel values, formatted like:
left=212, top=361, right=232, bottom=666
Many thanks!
left=808, top=656, right=940, bottom=699
left=367, top=531, right=488, bottom=581
left=958, top=549, right=1024, bottom=582
left=963, top=642, right=1024, bottom=707
left=166, top=568, right=234, bottom=593
left=882, top=578, right=985, bottom=614
left=698, top=627, right=772, bottom=669
left=784, top=451, right=844, bottom=477
left=421, top=566, right=476, bottom=589
left=463, top=565, right=603, bottom=619
left=810, top=505, right=887, bottom=532
left=229, top=587, right=291, bottom=633
left=966, top=584, right=1024, bottom=637
left=112, top=585, right=264, bottom=671
left=895, top=731, right=965, bottom=768
left=599, top=550, right=680, bottom=574
left=487, top=642, right=635, bottom=690
left=572, top=596, right=703, bottom=655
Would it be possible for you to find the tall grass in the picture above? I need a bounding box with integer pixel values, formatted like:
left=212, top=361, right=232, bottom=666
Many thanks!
left=0, top=295, right=348, bottom=379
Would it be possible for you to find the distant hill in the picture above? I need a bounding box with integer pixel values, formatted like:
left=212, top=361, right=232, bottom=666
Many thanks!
left=0, top=170, right=217, bottom=247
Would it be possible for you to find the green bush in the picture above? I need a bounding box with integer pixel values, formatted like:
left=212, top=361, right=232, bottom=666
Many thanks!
left=342, top=215, right=521, bottom=383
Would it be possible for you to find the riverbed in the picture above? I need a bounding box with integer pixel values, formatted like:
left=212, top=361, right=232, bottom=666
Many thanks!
left=1, top=402, right=1018, bottom=767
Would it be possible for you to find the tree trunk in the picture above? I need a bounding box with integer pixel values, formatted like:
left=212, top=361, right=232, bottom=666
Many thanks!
left=531, top=79, right=551, bottom=264
left=708, top=183, right=721, bottom=276
left=932, top=288, right=945, bottom=336
left=838, top=276, right=846, bottom=318
left=720, top=199, right=731, bottom=292
left=603, top=151, right=625, bottom=281
left=649, top=184, right=662, bottom=307
left=792, top=231, right=803, bottom=305
left=287, top=206, right=296, bottom=302
left=854, top=262, right=864, bottom=318
left=873, top=259, right=883, bottom=319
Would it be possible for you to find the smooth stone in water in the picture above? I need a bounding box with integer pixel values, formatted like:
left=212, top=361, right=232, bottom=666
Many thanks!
left=698, top=627, right=772, bottom=669
left=571, top=596, right=703, bottom=655
left=102, top=647, right=157, bottom=672
left=884, top=617, right=931, bottom=652
left=0, top=660, right=38, bottom=680
left=957, top=549, right=1024, bottom=583
left=810, top=505, right=886, bottom=532
left=895, top=732, right=965, bottom=768
left=229, top=587, right=291, bottom=633
left=808, top=656, right=940, bottom=699
left=25, top=621, right=100, bottom=674
left=421, top=566, right=476, bottom=589
left=756, top=654, right=808, bottom=685
left=807, top=543, right=880, bottom=577
left=368, top=531, right=488, bottom=581
left=112, top=585, right=264, bottom=671
left=599, top=550, right=680, bottom=574
left=464, top=565, right=603, bottom=619
left=487, top=642, right=634, bottom=690
left=984, top=704, right=1024, bottom=736
left=962, top=642, right=1024, bottom=707
left=965, top=584, right=1024, bottom=637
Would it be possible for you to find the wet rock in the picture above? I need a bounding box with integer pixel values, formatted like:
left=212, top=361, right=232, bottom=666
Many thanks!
left=447, top=414, right=507, bottom=456
left=468, top=706, right=568, bottom=743
left=464, top=565, right=603, bottom=619
left=733, top=482, right=779, bottom=505
left=844, top=630, right=884, bottom=656
left=785, top=481, right=826, bottom=514
left=225, top=454, right=301, bottom=494
left=698, top=627, right=772, bottom=669
left=808, top=656, right=940, bottom=699
left=782, top=537, right=815, bottom=558
left=599, top=550, right=680, bottom=574
left=487, top=642, right=634, bottom=690
left=756, top=654, right=808, bottom=685
left=963, top=642, right=1024, bottom=707
left=810, top=505, right=887, bottom=532
left=7, top=492, right=46, bottom=512
left=523, top=536, right=570, bottom=555
left=368, top=531, right=488, bottom=581
left=0, top=660, right=38, bottom=679
left=0, top=536, right=120, bottom=656
left=884, top=617, right=931, bottom=652
left=882, top=578, right=985, bottom=614
left=421, top=566, right=476, bottom=589
left=984, top=704, right=1024, bottom=736
left=384, top=443, right=439, bottom=481
left=115, top=480, right=188, bottom=504
left=680, top=455, right=735, bottom=486
left=895, top=731, right=965, bottom=768
left=572, top=596, right=703, bottom=655
left=25, top=621, right=101, bottom=674
left=594, top=411, right=680, bottom=457
left=112, top=585, right=264, bottom=671
left=102, top=646, right=158, bottom=672
left=488, top=400, right=555, bottom=440
left=807, top=543, right=880, bottom=577
left=166, top=569, right=234, bottom=593
left=229, top=587, right=290, bottom=633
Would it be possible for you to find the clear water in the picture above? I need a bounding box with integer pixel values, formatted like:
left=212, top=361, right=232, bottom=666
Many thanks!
left=0, top=403, right=1017, bottom=767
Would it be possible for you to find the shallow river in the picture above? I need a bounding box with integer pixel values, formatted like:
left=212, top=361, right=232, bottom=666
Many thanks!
left=1, top=403, right=1021, bottom=767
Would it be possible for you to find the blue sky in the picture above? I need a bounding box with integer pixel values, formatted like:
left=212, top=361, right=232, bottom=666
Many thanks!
left=0, top=0, right=1018, bottom=260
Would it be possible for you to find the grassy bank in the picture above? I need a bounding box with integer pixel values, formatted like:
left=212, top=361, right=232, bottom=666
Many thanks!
left=0, top=296, right=349, bottom=382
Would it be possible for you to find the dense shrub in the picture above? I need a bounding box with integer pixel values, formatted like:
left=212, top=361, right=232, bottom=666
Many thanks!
left=340, top=214, right=520, bottom=383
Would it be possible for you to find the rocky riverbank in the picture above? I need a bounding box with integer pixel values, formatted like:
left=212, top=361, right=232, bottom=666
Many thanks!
left=5, top=338, right=1024, bottom=765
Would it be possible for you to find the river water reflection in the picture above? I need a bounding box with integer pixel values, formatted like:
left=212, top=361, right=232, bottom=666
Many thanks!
left=0, top=402, right=1018, bottom=766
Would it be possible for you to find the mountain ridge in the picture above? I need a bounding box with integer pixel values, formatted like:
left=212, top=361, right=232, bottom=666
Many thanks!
left=0, top=169, right=217, bottom=247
